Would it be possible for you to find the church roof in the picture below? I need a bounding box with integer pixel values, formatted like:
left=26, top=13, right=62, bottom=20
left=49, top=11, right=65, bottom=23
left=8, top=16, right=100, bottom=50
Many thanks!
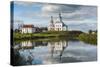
left=55, top=18, right=62, bottom=23
left=23, top=24, right=34, bottom=28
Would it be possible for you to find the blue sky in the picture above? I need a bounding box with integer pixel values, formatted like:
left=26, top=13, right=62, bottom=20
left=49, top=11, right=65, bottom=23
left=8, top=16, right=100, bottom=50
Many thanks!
left=13, top=1, right=97, bottom=32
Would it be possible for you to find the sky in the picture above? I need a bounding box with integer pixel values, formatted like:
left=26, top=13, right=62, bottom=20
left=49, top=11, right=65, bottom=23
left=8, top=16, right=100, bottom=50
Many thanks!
left=12, top=1, right=97, bottom=32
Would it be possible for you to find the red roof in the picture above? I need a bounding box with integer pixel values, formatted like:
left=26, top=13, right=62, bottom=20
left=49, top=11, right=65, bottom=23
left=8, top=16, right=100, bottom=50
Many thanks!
left=23, top=24, right=34, bottom=28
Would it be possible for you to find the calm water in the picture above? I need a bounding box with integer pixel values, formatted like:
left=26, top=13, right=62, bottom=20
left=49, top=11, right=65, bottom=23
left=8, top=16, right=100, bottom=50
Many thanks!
left=13, top=39, right=97, bottom=65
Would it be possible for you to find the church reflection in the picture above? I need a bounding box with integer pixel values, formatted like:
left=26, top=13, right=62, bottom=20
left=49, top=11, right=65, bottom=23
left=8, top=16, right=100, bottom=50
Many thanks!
left=48, top=40, right=68, bottom=60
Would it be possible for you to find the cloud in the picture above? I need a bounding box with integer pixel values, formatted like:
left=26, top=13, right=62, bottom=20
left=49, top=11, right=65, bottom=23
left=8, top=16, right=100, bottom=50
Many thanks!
left=42, top=4, right=80, bottom=13
left=68, top=23, right=97, bottom=32
left=41, top=4, right=97, bottom=21
left=76, top=6, right=97, bottom=19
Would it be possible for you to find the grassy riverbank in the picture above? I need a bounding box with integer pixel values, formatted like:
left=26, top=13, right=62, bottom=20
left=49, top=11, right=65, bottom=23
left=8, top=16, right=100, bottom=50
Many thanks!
left=14, top=31, right=69, bottom=39
left=14, top=31, right=97, bottom=45
left=14, top=31, right=82, bottom=39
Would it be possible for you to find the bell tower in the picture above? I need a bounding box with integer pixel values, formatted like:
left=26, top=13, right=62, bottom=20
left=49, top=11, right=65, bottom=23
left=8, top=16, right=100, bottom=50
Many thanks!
left=50, top=16, right=53, bottom=23
left=59, top=13, right=62, bottom=22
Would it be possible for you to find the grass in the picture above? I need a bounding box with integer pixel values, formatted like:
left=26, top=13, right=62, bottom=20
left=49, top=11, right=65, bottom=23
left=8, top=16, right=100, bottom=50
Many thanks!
left=14, top=31, right=69, bottom=40
left=78, top=33, right=97, bottom=45
left=13, top=31, right=97, bottom=45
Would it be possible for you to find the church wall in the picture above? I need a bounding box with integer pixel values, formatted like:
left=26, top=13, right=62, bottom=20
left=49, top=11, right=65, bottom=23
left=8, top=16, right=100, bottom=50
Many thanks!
left=54, top=23, right=63, bottom=31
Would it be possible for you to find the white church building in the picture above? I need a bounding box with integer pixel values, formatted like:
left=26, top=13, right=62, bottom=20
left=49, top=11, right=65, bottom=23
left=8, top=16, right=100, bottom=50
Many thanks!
left=48, top=13, right=68, bottom=31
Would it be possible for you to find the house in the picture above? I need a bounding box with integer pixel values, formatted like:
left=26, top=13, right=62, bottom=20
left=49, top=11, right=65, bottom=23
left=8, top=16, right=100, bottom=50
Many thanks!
left=21, top=24, right=42, bottom=33
left=48, top=13, right=68, bottom=31
left=21, top=24, right=36, bottom=33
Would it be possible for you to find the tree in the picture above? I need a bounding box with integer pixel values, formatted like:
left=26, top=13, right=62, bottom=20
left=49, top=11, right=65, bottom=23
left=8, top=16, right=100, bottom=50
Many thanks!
left=89, top=30, right=92, bottom=34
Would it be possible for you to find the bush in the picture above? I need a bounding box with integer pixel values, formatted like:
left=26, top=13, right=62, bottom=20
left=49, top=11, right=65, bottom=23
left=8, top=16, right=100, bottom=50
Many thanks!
left=78, top=33, right=97, bottom=45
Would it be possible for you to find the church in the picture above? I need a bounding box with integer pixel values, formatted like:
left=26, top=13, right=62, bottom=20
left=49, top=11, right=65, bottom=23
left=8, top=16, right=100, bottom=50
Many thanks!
left=48, top=13, right=68, bottom=31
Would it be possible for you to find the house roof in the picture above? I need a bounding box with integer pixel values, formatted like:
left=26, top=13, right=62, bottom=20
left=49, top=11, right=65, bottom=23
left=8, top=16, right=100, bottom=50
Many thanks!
left=23, top=24, right=34, bottom=28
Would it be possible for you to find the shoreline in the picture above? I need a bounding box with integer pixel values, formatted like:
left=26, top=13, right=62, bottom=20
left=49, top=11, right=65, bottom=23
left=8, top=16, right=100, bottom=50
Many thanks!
left=13, top=31, right=97, bottom=45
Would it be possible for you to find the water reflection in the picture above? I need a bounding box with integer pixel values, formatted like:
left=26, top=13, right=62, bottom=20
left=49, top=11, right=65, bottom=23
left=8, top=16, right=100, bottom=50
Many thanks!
left=48, top=41, right=68, bottom=60
left=13, top=40, right=97, bottom=65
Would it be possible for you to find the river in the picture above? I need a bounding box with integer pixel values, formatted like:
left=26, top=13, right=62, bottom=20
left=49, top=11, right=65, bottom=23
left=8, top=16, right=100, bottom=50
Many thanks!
left=13, top=39, right=97, bottom=65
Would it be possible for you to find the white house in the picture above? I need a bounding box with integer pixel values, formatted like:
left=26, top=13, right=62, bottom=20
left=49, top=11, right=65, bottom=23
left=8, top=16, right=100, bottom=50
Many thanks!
left=48, top=13, right=68, bottom=31
left=21, top=24, right=36, bottom=33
